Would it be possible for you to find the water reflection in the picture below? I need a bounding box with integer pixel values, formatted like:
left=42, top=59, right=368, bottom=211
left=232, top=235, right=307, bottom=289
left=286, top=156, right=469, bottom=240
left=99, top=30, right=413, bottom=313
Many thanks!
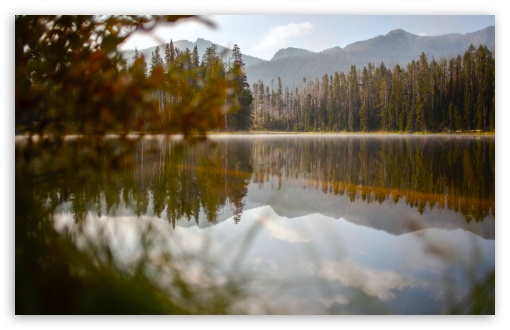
left=44, top=135, right=495, bottom=237
left=16, top=134, right=495, bottom=314
left=52, top=203, right=495, bottom=314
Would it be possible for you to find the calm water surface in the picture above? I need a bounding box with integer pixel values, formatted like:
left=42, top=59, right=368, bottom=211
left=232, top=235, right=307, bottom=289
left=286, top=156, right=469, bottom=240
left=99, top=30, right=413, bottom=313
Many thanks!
left=19, top=134, right=495, bottom=314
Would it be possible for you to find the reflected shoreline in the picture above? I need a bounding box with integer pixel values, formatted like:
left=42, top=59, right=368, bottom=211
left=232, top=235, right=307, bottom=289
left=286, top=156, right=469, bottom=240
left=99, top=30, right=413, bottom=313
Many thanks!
left=17, top=134, right=494, bottom=239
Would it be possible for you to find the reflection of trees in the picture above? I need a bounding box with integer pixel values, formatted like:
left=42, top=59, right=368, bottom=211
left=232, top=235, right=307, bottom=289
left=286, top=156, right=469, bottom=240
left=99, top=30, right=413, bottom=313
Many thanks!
left=16, top=136, right=256, bottom=314
left=21, top=136, right=494, bottom=227
left=250, top=137, right=494, bottom=223
left=18, top=137, right=254, bottom=228
left=163, top=139, right=253, bottom=225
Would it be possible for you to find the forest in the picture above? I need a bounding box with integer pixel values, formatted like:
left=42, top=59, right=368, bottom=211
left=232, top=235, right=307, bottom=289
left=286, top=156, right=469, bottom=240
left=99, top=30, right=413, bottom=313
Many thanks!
left=133, top=41, right=253, bottom=132
left=139, top=41, right=494, bottom=133
left=16, top=15, right=494, bottom=136
left=251, top=45, right=495, bottom=133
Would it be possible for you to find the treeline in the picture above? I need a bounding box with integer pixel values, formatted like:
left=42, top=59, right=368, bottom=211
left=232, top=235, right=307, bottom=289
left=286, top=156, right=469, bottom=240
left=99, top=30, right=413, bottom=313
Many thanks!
left=131, top=40, right=253, bottom=133
left=252, top=45, right=495, bottom=132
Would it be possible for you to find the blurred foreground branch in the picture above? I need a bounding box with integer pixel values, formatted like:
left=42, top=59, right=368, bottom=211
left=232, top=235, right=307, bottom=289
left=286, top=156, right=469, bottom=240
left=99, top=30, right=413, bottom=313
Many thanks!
left=15, top=15, right=237, bottom=138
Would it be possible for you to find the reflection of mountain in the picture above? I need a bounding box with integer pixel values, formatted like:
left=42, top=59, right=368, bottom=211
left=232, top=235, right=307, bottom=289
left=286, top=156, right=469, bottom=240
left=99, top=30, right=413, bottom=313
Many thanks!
left=243, top=181, right=494, bottom=240
left=22, top=135, right=494, bottom=240
left=51, top=203, right=495, bottom=314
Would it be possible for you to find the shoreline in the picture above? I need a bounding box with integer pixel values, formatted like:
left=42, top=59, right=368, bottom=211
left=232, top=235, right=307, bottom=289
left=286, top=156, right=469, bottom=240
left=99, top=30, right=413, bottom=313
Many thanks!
left=14, top=130, right=495, bottom=140
left=207, top=130, right=495, bottom=136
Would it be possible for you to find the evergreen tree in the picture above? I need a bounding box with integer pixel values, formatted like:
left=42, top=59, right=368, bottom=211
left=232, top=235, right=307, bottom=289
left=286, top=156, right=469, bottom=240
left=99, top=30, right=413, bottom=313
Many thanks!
left=227, top=44, right=253, bottom=131
left=165, top=39, right=176, bottom=67
left=150, top=46, right=164, bottom=76
left=347, top=65, right=359, bottom=131
left=320, top=74, right=329, bottom=131
left=359, top=67, right=370, bottom=131
left=247, top=44, right=494, bottom=134
left=389, top=65, right=404, bottom=131
left=417, top=52, right=430, bottom=131
left=462, top=44, right=476, bottom=131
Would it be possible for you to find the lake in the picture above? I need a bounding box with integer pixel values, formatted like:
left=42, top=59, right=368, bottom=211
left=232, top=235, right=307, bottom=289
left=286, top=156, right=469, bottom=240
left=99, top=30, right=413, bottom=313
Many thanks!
left=15, top=134, right=495, bottom=314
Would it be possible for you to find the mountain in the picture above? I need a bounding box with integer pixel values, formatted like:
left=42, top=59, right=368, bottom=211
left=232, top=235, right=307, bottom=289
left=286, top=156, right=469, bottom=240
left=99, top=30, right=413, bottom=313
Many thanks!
left=271, top=47, right=315, bottom=61
left=246, top=26, right=495, bottom=89
left=120, top=26, right=495, bottom=90
left=121, top=38, right=266, bottom=67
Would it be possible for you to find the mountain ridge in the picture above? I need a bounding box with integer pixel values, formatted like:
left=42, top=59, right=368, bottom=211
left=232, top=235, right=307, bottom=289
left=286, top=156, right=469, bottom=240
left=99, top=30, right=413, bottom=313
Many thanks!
left=121, top=38, right=267, bottom=67
left=120, top=26, right=495, bottom=89
left=271, top=47, right=316, bottom=61
left=246, top=25, right=495, bottom=88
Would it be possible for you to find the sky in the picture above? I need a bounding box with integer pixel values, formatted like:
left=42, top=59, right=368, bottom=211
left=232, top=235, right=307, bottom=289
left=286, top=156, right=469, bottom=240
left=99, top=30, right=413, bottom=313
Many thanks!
left=119, top=15, right=495, bottom=60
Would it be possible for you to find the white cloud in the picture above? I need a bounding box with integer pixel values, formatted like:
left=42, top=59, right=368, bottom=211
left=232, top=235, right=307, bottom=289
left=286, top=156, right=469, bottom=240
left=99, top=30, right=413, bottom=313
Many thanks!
left=301, top=259, right=427, bottom=301
left=321, top=294, right=349, bottom=308
left=251, top=207, right=311, bottom=243
left=249, top=256, right=278, bottom=275
left=418, top=32, right=428, bottom=36
left=262, top=219, right=311, bottom=243
left=252, top=22, right=313, bottom=51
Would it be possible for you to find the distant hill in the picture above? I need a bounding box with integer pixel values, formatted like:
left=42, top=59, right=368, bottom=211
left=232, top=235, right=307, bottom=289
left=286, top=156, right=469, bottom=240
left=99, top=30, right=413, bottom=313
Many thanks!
left=271, top=47, right=315, bottom=61
left=121, top=38, right=266, bottom=67
left=246, top=26, right=495, bottom=89
left=121, top=26, right=495, bottom=90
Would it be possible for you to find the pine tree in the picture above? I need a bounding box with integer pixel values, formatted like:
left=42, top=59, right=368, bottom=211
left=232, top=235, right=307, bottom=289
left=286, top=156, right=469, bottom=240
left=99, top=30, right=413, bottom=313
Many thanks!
left=347, top=65, right=359, bottom=131
left=227, top=44, right=253, bottom=131
left=359, top=66, right=370, bottom=131
left=417, top=52, right=430, bottom=131
left=130, top=48, right=147, bottom=79
left=389, top=64, right=404, bottom=131
left=165, top=39, right=176, bottom=67
left=462, top=44, right=476, bottom=131
left=149, top=46, right=164, bottom=76
left=320, top=74, right=329, bottom=131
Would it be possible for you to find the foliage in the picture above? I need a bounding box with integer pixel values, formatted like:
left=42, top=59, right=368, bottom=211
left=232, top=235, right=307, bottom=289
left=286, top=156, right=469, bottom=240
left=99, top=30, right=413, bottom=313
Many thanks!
left=251, top=46, right=495, bottom=133
left=15, top=15, right=251, bottom=138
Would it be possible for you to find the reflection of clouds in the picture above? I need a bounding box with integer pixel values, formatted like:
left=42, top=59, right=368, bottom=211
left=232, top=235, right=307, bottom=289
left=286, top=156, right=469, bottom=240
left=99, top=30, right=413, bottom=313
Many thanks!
left=251, top=207, right=311, bottom=243
left=54, top=212, right=145, bottom=265
left=53, top=212, right=231, bottom=287
left=301, top=259, right=428, bottom=301
left=249, top=256, right=278, bottom=275
left=321, top=294, right=349, bottom=308
left=419, top=230, right=456, bottom=261
left=261, top=220, right=311, bottom=243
